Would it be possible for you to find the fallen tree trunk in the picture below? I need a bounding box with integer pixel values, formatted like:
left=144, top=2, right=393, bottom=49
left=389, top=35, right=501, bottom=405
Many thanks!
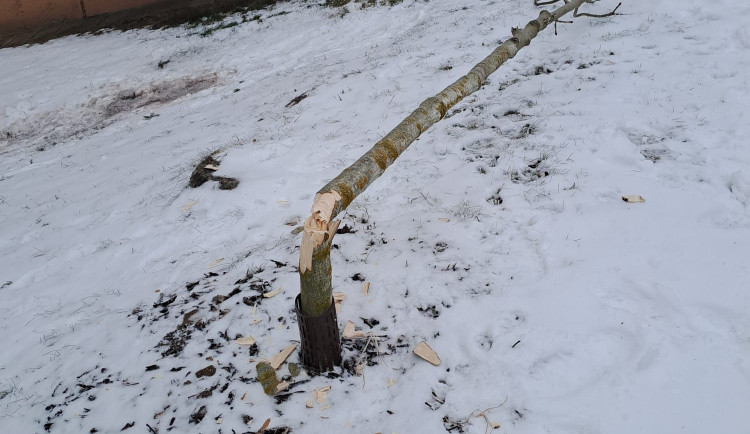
left=296, top=0, right=617, bottom=372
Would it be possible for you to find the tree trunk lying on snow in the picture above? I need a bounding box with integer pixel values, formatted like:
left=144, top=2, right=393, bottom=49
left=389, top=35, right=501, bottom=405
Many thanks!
left=296, top=0, right=619, bottom=370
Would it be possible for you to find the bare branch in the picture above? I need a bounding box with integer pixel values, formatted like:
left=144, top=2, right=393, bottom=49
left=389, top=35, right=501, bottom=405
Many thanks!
left=574, top=1, right=621, bottom=18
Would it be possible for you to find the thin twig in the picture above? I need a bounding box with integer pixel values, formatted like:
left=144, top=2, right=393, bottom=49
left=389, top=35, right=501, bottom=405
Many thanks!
left=468, top=397, right=509, bottom=434
left=574, top=1, right=621, bottom=18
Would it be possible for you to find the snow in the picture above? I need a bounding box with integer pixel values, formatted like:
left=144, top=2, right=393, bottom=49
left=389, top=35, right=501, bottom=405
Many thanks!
left=1, top=0, right=749, bottom=432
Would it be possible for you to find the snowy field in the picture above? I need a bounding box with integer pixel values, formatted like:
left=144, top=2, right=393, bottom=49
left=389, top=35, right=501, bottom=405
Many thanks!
left=1, top=0, right=749, bottom=432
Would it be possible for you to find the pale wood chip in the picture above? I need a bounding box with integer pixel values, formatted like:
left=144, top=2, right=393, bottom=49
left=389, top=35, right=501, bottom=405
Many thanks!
left=333, top=292, right=346, bottom=302
left=269, top=344, right=297, bottom=370
left=216, top=417, right=222, bottom=424
left=204, top=164, right=219, bottom=171
left=182, top=200, right=199, bottom=211
left=207, top=258, right=224, bottom=269
left=263, top=287, right=282, bottom=298
left=275, top=381, right=289, bottom=394
left=491, top=421, right=501, bottom=429
left=622, top=194, right=645, bottom=203
left=234, top=336, right=256, bottom=346
left=438, top=217, right=451, bottom=223
left=362, top=282, right=370, bottom=296
left=312, top=386, right=331, bottom=404
left=306, top=399, right=314, bottom=408
left=342, top=321, right=366, bottom=339
left=414, top=341, right=441, bottom=366
left=386, top=378, right=397, bottom=388
left=258, top=418, right=270, bottom=433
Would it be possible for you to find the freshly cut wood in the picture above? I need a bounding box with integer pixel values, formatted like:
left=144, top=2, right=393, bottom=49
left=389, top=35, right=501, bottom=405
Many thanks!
left=313, top=385, right=331, bottom=404
left=234, top=336, right=256, bottom=346
left=413, top=341, right=441, bottom=366
left=342, top=321, right=366, bottom=339
left=275, top=381, right=289, bottom=394
left=622, top=194, right=645, bottom=203
left=204, top=164, right=219, bottom=171
left=263, top=288, right=282, bottom=298
left=333, top=292, right=346, bottom=303
left=306, top=399, right=314, bottom=408
left=207, top=258, right=224, bottom=269
left=438, top=218, right=451, bottom=223
left=270, top=344, right=297, bottom=370
left=362, top=282, right=370, bottom=296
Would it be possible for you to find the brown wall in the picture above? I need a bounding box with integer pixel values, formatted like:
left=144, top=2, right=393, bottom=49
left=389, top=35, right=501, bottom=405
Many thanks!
left=1, top=0, right=83, bottom=33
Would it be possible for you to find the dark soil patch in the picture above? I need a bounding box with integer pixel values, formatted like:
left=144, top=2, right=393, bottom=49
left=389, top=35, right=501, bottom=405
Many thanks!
left=188, top=155, right=240, bottom=190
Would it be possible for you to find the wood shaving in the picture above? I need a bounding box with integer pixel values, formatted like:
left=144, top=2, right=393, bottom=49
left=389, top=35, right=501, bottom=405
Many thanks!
left=204, top=164, right=219, bottom=171
left=263, top=287, right=282, bottom=298
left=622, top=194, right=645, bottom=203
left=362, top=282, right=370, bottom=296
left=234, top=336, right=256, bottom=346
left=342, top=321, right=366, bottom=339
left=413, top=341, right=441, bottom=366
left=269, top=344, right=297, bottom=370
left=182, top=200, right=199, bottom=211
left=207, top=258, right=224, bottom=269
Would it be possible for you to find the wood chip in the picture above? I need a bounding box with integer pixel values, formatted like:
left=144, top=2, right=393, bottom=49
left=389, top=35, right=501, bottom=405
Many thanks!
left=306, top=399, right=314, bottom=408
left=275, top=381, right=289, bottom=394
left=269, top=344, right=297, bottom=370
left=362, top=282, right=370, bottom=296
left=234, top=336, right=256, bottom=346
left=312, top=386, right=331, bottom=404
left=342, top=321, right=366, bottom=339
left=207, top=258, right=224, bottom=269
left=182, top=200, right=199, bottom=211
left=386, top=378, right=397, bottom=388
left=438, top=217, right=451, bottom=223
left=263, top=288, right=282, bottom=298
left=413, top=341, right=441, bottom=366
left=216, top=417, right=222, bottom=424
left=258, top=418, right=270, bottom=433
left=622, top=194, right=645, bottom=203
left=241, top=392, right=247, bottom=401
left=204, top=164, right=219, bottom=171
left=333, top=292, right=346, bottom=303
left=491, top=421, right=501, bottom=429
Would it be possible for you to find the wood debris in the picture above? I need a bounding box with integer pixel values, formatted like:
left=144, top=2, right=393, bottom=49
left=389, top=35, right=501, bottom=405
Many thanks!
left=622, top=194, right=645, bottom=203
left=234, top=336, right=256, bottom=346
left=413, top=341, right=441, bottom=366
left=258, top=418, right=270, bottom=433
left=313, top=386, right=331, bottom=404
left=276, top=381, right=289, bottom=394
left=270, top=344, right=297, bottom=370
left=333, top=292, right=346, bottom=313
left=342, top=321, right=366, bottom=339
left=182, top=200, right=199, bottom=211
left=263, top=287, right=282, bottom=298
left=362, top=282, right=370, bottom=296
left=438, top=217, right=451, bottom=223
left=207, top=258, right=224, bottom=269
left=204, top=164, right=219, bottom=171
left=306, top=399, right=314, bottom=408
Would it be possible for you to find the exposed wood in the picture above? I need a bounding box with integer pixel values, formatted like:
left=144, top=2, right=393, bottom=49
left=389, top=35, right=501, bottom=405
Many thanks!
left=270, top=344, right=297, bottom=370
left=297, top=0, right=620, bottom=368
left=413, top=341, right=441, bottom=366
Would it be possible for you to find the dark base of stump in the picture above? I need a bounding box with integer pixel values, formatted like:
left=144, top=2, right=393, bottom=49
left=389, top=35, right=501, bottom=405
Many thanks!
left=295, top=295, right=342, bottom=374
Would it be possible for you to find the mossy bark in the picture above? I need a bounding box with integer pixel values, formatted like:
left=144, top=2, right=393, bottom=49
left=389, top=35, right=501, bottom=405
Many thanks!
left=298, top=0, right=589, bottom=351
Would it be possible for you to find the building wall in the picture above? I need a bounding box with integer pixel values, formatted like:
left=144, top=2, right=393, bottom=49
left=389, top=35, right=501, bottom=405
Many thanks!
left=0, top=0, right=83, bottom=33
left=0, top=0, right=180, bottom=34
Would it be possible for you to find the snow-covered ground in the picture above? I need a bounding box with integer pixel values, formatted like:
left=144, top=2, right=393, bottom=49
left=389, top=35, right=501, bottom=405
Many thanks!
left=1, top=0, right=749, bottom=432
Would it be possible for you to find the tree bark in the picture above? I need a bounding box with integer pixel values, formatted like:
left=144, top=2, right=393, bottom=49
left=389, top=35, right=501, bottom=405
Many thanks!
left=298, top=0, right=593, bottom=326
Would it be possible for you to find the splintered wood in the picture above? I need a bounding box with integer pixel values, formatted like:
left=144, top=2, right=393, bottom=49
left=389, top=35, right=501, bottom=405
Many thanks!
left=234, top=336, right=256, bottom=346
left=362, top=282, right=370, bottom=296
left=263, top=287, right=282, bottom=298
left=414, top=341, right=441, bottom=366
left=342, top=321, right=366, bottom=339
left=270, top=344, right=297, bottom=370
left=333, top=292, right=346, bottom=313
left=622, top=194, right=645, bottom=203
